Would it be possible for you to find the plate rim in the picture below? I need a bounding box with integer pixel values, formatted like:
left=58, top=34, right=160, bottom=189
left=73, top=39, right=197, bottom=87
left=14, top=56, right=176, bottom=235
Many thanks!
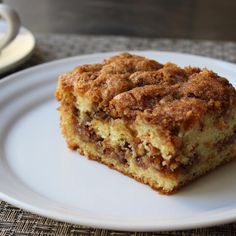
left=0, top=50, right=236, bottom=231
left=1, top=49, right=236, bottom=85
left=1, top=191, right=236, bottom=232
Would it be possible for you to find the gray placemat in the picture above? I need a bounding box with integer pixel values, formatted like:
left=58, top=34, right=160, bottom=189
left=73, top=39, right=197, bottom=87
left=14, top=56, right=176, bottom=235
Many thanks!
left=30, top=35, right=236, bottom=61
left=1, top=34, right=236, bottom=235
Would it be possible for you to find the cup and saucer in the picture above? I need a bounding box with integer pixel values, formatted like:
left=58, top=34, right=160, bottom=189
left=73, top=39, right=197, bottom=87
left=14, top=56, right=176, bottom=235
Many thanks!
left=0, top=4, right=35, bottom=75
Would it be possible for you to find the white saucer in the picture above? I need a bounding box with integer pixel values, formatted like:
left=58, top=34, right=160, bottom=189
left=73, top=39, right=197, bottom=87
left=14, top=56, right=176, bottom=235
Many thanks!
left=0, top=20, right=35, bottom=74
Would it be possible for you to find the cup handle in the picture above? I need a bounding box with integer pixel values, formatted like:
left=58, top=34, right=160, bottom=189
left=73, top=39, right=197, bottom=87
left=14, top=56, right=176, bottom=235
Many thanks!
left=0, top=4, right=21, bottom=51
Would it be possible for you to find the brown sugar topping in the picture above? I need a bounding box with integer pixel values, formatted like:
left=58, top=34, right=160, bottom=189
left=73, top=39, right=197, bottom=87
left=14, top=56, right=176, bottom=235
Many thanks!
left=57, top=53, right=236, bottom=129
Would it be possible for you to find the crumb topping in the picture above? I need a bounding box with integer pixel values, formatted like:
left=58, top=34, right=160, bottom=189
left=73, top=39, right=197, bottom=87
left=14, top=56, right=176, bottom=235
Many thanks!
left=56, top=52, right=236, bottom=131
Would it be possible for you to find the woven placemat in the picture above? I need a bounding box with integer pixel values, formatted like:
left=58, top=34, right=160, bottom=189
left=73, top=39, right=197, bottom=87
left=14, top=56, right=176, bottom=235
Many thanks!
left=1, top=35, right=236, bottom=235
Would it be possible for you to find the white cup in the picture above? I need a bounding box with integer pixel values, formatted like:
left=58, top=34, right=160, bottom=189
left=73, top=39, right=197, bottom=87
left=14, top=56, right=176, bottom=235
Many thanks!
left=0, top=4, right=20, bottom=52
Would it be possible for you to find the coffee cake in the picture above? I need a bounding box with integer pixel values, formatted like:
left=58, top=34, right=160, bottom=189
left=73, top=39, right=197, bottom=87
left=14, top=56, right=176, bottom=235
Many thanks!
left=55, top=53, right=236, bottom=194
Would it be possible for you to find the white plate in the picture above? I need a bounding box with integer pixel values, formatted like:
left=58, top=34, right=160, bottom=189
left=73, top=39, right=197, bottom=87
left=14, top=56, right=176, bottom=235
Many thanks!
left=0, top=20, right=35, bottom=74
left=0, top=51, right=236, bottom=232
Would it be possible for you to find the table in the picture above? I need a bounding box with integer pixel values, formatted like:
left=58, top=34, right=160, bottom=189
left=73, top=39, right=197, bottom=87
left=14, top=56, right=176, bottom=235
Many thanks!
left=1, top=34, right=236, bottom=235
left=4, top=0, right=236, bottom=40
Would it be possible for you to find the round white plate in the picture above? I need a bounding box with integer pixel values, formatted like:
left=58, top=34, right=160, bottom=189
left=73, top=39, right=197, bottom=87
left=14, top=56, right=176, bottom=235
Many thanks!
left=0, top=51, right=236, bottom=232
left=0, top=20, right=35, bottom=74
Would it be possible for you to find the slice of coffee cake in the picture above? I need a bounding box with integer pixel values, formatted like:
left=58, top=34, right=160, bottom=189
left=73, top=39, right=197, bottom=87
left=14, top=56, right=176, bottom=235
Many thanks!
left=55, top=53, right=236, bottom=194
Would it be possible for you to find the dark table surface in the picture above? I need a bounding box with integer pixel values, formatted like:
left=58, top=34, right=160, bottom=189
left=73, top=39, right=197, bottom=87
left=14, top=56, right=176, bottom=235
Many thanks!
left=1, top=34, right=236, bottom=235
left=3, top=0, right=236, bottom=41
